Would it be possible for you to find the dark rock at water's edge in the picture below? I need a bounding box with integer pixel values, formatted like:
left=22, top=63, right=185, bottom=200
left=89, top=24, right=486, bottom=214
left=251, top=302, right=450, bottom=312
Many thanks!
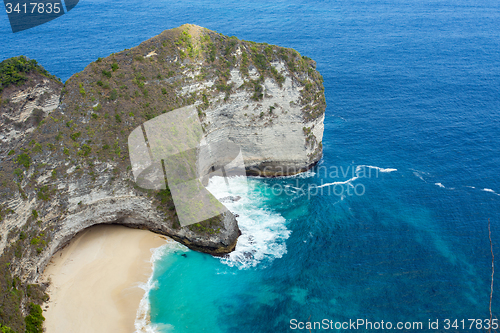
left=219, top=195, right=242, bottom=203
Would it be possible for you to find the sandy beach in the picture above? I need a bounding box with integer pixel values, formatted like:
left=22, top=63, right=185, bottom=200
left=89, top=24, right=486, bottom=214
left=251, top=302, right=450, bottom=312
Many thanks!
left=40, top=224, right=169, bottom=333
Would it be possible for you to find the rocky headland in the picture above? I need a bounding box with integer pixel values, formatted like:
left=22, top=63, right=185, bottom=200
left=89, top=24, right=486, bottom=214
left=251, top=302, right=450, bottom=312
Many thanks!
left=0, top=24, right=325, bottom=332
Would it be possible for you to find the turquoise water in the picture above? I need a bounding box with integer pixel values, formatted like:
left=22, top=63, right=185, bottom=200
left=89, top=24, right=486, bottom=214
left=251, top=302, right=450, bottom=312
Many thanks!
left=2, top=0, right=500, bottom=331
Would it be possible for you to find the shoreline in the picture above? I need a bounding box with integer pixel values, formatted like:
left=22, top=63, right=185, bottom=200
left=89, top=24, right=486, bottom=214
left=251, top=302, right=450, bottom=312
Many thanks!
left=40, top=224, right=170, bottom=333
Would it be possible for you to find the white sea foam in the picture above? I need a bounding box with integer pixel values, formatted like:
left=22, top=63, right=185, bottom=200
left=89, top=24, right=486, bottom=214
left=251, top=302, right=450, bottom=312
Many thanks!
left=292, top=170, right=317, bottom=178
left=362, top=165, right=398, bottom=173
left=260, top=169, right=317, bottom=180
left=134, top=242, right=189, bottom=333
left=206, top=176, right=291, bottom=269
left=435, top=183, right=445, bottom=188
left=316, top=164, right=397, bottom=189
left=317, top=176, right=358, bottom=189
left=463, top=186, right=500, bottom=196
left=482, top=188, right=500, bottom=196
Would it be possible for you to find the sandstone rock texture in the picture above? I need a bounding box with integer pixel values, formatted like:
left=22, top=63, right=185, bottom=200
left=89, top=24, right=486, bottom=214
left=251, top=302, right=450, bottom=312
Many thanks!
left=0, top=71, right=62, bottom=154
left=0, top=24, right=325, bottom=329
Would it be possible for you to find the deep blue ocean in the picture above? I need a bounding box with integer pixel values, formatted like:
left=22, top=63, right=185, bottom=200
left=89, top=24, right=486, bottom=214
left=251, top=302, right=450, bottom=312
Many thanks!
left=2, top=0, right=500, bottom=331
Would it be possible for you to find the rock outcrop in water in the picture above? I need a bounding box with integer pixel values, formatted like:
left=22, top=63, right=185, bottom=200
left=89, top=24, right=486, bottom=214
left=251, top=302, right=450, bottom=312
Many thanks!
left=0, top=24, right=325, bottom=331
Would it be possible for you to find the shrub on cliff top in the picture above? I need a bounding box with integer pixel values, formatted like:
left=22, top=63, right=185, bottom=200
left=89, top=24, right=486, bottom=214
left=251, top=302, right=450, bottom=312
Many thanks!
left=0, top=56, right=59, bottom=93
left=24, top=302, right=44, bottom=333
left=102, top=69, right=112, bottom=78
left=16, top=153, right=31, bottom=169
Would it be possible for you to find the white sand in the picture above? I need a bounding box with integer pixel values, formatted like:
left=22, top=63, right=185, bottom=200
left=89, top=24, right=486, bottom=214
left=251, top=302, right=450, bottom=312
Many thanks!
left=40, top=224, right=169, bottom=333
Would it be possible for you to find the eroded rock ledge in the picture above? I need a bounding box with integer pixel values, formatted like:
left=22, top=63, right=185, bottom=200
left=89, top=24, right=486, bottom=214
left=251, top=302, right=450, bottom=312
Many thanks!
left=0, top=24, right=325, bottom=330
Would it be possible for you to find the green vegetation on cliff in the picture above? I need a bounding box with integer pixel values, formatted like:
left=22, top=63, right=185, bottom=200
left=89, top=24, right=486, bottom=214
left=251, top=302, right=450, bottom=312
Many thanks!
left=0, top=215, right=49, bottom=332
left=0, top=56, right=60, bottom=94
left=24, top=303, right=44, bottom=333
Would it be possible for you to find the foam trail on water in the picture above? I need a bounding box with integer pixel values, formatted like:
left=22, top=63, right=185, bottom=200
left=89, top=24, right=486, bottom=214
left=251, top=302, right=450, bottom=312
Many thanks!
left=134, top=241, right=189, bottom=333
left=317, top=165, right=397, bottom=189
left=317, top=176, right=358, bottom=188
left=362, top=165, right=398, bottom=173
left=206, top=176, right=291, bottom=269
left=410, top=169, right=427, bottom=182
left=482, top=188, right=500, bottom=196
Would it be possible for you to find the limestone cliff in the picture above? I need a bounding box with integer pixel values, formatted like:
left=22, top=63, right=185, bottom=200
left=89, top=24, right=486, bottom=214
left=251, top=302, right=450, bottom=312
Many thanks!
left=0, top=24, right=325, bottom=331
left=0, top=57, right=62, bottom=154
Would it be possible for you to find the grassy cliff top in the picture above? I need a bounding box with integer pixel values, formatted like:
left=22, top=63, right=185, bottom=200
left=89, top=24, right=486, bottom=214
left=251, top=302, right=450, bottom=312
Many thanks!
left=0, top=56, right=60, bottom=94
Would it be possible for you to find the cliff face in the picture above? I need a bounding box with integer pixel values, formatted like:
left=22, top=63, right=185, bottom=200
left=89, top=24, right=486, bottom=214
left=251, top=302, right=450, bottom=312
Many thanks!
left=0, top=68, right=62, bottom=154
left=0, top=24, right=325, bottom=330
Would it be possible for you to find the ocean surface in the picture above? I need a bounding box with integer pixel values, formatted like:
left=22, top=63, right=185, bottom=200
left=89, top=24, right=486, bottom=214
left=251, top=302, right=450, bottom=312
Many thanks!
left=2, top=0, right=500, bottom=331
